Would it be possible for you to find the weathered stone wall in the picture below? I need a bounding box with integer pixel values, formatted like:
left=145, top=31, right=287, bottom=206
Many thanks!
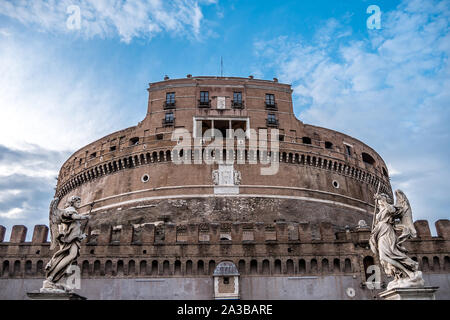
left=80, top=196, right=374, bottom=231
left=0, top=219, right=449, bottom=299
left=1, top=273, right=449, bottom=300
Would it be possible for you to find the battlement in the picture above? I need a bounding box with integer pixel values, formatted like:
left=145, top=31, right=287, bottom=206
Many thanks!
left=1, top=219, right=449, bottom=246
left=1, top=220, right=449, bottom=280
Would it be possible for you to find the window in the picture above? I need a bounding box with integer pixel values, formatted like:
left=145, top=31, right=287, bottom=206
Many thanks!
left=198, top=260, right=205, bottom=275
left=129, top=137, right=139, bottom=146
left=311, top=259, right=318, bottom=272
left=267, top=113, right=277, bottom=125
left=345, top=145, right=352, bottom=156
left=223, top=277, right=229, bottom=285
left=220, top=233, right=232, bottom=241
left=302, top=137, right=312, bottom=144
left=200, top=91, right=209, bottom=103
left=322, top=259, right=329, bottom=272
left=164, top=112, right=174, bottom=124
left=265, top=94, right=275, bottom=106
left=165, top=92, right=175, bottom=108
left=232, top=92, right=243, bottom=108
left=362, top=152, right=376, bottom=165
left=287, top=259, right=294, bottom=274
left=110, top=146, right=116, bottom=152
left=344, top=259, right=352, bottom=272
left=233, top=92, right=242, bottom=103
left=325, top=141, right=333, bottom=149
left=298, top=259, right=306, bottom=273
left=166, top=92, right=175, bottom=104
left=363, top=256, right=375, bottom=281
left=250, top=260, right=258, bottom=275
left=199, top=91, right=210, bottom=107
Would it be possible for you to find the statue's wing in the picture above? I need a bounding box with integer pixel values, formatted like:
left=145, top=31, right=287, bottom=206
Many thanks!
left=395, top=189, right=417, bottom=241
left=48, top=197, right=62, bottom=250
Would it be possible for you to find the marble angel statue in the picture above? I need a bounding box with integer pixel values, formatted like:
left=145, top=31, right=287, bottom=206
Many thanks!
left=369, top=190, right=424, bottom=290
left=41, top=196, right=90, bottom=293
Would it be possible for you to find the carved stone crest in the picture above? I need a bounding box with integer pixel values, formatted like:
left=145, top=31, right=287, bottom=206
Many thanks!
left=212, top=166, right=241, bottom=186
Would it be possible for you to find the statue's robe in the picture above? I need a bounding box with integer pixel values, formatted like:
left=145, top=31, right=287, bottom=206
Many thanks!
left=46, top=206, right=83, bottom=282
left=369, top=202, right=418, bottom=278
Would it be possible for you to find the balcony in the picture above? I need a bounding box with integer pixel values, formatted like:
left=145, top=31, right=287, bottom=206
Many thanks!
left=162, top=118, right=175, bottom=126
left=198, top=99, right=211, bottom=108
left=265, top=102, right=277, bottom=110
left=163, top=101, right=176, bottom=109
left=266, top=118, right=279, bottom=127
left=232, top=100, right=244, bottom=109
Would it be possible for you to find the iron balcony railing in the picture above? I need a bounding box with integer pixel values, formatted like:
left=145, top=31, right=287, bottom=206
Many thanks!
left=232, top=100, right=244, bottom=109
left=198, top=99, right=211, bottom=108
left=162, top=118, right=175, bottom=126
left=265, top=101, right=277, bottom=110
left=163, top=101, right=176, bottom=109
left=266, top=118, right=279, bottom=127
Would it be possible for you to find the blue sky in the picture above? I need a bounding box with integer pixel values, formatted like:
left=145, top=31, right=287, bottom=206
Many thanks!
left=0, top=0, right=449, bottom=240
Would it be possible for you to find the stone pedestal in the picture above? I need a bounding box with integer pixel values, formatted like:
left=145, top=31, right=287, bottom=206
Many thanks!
left=27, top=292, right=87, bottom=300
left=379, top=287, right=438, bottom=300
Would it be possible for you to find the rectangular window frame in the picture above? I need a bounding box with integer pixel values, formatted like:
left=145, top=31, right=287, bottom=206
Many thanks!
left=345, top=145, right=352, bottom=156
left=166, top=92, right=175, bottom=104
left=165, top=112, right=174, bottom=122
left=265, top=93, right=275, bottom=105
left=233, top=92, right=242, bottom=103
left=267, top=113, right=277, bottom=124
left=265, top=93, right=277, bottom=109
left=200, top=91, right=209, bottom=103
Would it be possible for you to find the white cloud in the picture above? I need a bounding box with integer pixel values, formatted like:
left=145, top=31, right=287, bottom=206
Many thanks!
left=0, top=0, right=211, bottom=43
left=386, top=163, right=401, bottom=177
left=0, top=164, right=58, bottom=179
left=0, top=37, right=128, bottom=152
left=254, top=0, right=450, bottom=230
left=0, top=1, right=219, bottom=240
left=0, top=28, right=12, bottom=37
left=0, top=207, right=24, bottom=219
left=0, top=144, right=70, bottom=239
left=0, top=190, right=22, bottom=202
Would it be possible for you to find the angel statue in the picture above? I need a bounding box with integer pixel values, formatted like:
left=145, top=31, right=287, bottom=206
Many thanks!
left=369, top=190, right=424, bottom=291
left=41, top=196, right=90, bottom=293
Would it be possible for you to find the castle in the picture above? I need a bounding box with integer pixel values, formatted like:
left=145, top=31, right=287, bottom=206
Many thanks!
left=0, top=76, right=448, bottom=299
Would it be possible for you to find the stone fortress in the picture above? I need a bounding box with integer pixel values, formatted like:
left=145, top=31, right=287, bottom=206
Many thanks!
left=0, top=76, right=449, bottom=299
